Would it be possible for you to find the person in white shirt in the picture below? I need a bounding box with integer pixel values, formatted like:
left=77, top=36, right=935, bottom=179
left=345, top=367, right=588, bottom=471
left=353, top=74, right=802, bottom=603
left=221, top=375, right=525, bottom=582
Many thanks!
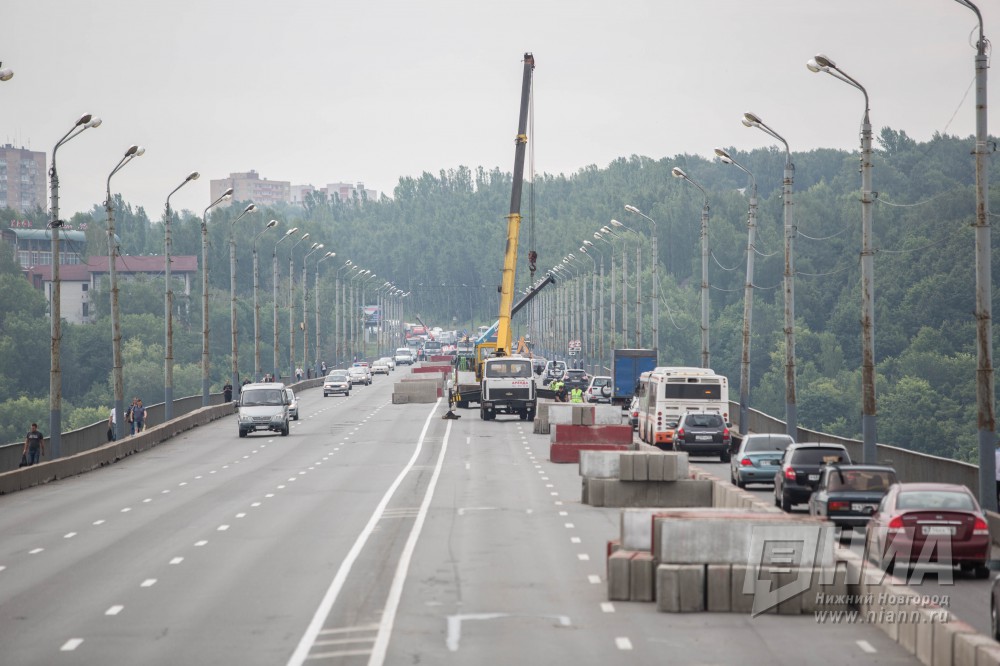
left=108, top=408, right=117, bottom=441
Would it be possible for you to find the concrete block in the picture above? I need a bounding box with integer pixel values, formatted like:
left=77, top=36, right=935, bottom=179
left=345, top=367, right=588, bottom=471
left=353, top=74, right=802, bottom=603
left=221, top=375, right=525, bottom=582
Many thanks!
left=549, top=405, right=575, bottom=425
left=898, top=603, right=918, bottom=654
left=551, top=425, right=634, bottom=445
left=977, top=643, right=1000, bottom=666
left=804, top=566, right=848, bottom=613
left=630, top=552, right=655, bottom=602
left=775, top=569, right=803, bottom=615
left=933, top=620, right=977, bottom=666
left=619, top=452, right=635, bottom=481
left=730, top=564, right=755, bottom=613
left=706, top=564, right=731, bottom=612
left=914, top=607, right=937, bottom=666
left=594, top=404, right=622, bottom=425
left=391, top=394, right=409, bottom=404
left=583, top=477, right=607, bottom=507
left=661, top=452, right=690, bottom=481
left=955, top=633, right=998, bottom=666
left=632, top=453, right=648, bottom=481
left=580, top=405, right=595, bottom=426
left=602, top=479, right=713, bottom=509
left=550, top=442, right=630, bottom=465
left=655, top=564, right=704, bottom=612
left=647, top=453, right=664, bottom=482
left=579, top=451, right=620, bottom=479
left=608, top=550, right=634, bottom=601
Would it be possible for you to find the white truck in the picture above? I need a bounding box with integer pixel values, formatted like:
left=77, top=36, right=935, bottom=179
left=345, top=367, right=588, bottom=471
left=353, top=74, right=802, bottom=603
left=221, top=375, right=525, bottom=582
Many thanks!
left=479, top=356, right=536, bottom=421
left=394, top=347, right=414, bottom=365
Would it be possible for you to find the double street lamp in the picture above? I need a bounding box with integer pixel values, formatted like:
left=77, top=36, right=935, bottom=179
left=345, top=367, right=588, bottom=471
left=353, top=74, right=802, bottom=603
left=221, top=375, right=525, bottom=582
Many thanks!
left=714, top=148, right=757, bottom=435
left=625, top=205, right=659, bottom=356
left=106, top=144, right=145, bottom=440
left=252, top=219, right=277, bottom=380
left=273, top=228, right=298, bottom=381
left=164, top=171, right=199, bottom=421
left=671, top=167, right=711, bottom=368
left=316, top=251, right=336, bottom=373
left=230, top=203, right=257, bottom=389
left=289, top=233, right=311, bottom=376
left=807, top=53, right=877, bottom=465
left=303, top=243, right=324, bottom=374
left=201, top=188, right=233, bottom=405
left=49, top=113, right=101, bottom=457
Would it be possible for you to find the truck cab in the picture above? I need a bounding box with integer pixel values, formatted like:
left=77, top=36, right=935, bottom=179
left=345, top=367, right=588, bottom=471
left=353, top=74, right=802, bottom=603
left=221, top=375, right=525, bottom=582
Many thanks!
left=480, top=356, right=536, bottom=421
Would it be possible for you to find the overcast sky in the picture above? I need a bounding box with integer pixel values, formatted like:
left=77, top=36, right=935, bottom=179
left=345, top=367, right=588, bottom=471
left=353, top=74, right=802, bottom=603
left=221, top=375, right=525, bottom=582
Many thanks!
left=3, top=0, right=996, bottom=219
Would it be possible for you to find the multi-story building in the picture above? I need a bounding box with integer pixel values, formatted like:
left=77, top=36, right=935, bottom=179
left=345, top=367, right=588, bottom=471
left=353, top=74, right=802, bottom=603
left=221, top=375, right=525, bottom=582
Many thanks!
left=209, top=170, right=291, bottom=208
left=0, top=145, right=46, bottom=214
left=290, top=182, right=378, bottom=206
left=2, top=227, right=87, bottom=267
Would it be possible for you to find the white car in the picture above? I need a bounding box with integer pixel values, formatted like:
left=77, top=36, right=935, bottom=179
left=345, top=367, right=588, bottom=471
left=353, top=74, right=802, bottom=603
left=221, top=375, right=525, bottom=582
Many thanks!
left=394, top=347, right=414, bottom=365
left=378, top=356, right=396, bottom=371
left=372, top=359, right=391, bottom=375
left=348, top=365, right=372, bottom=385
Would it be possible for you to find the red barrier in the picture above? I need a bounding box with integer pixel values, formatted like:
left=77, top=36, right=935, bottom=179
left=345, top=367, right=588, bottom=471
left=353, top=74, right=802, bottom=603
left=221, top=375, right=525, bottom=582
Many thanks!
left=551, top=424, right=633, bottom=445
left=550, top=442, right=630, bottom=464
left=411, top=366, right=450, bottom=375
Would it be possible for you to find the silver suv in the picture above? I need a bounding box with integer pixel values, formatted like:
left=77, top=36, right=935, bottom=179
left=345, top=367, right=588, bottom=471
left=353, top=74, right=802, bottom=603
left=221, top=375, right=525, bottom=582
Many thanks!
left=237, top=382, right=290, bottom=437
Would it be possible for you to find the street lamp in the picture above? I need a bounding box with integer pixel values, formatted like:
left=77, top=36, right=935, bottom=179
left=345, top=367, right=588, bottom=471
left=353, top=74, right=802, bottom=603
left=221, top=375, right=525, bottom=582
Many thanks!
left=316, top=251, right=336, bottom=374
left=952, top=0, right=995, bottom=511
left=201, top=187, right=233, bottom=405
left=106, top=144, right=145, bottom=440
left=594, top=229, right=620, bottom=353
left=806, top=53, right=877, bottom=464
left=671, top=167, right=711, bottom=368
left=0, top=62, right=12, bottom=81
left=289, top=232, right=310, bottom=377
left=252, top=219, right=277, bottom=381
left=742, top=111, right=797, bottom=439
left=625, top=204, right=659, bottom=356
left=303, top=243, right=324, bottom=374
left=610, top=218, right=641, bottom=348
left=715, top=147, right=758, bottom=435
left=48, top=113, right=100, bottom=458
left=579, top=245, right=598, bottom=372
left=163, top=171, right=199, bottom=421
left=337, top=260, right=354, bottom=365
left=273, top=227, right=298, bottom=381
left=230, top=203, right=257, bottom=390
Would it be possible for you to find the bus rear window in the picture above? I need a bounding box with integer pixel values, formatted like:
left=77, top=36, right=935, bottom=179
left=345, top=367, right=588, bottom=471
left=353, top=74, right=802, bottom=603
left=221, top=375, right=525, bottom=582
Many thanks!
left=664, top=384, right=721, bottom=400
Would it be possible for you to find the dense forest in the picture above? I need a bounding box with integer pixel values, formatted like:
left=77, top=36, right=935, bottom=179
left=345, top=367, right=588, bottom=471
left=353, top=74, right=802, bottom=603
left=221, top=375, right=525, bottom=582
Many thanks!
left=0, top=127, right=997, bottom=462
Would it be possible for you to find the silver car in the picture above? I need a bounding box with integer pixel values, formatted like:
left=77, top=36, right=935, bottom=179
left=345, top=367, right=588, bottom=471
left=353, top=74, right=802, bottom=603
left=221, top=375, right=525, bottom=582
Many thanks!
left=730, top=433, right=794, bottom=488
left=284, top=387, right=299, bottom=420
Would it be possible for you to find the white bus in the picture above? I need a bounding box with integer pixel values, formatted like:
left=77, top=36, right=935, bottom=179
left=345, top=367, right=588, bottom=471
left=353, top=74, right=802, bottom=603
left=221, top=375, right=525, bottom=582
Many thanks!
left=637, top=367, right=730, bottom=449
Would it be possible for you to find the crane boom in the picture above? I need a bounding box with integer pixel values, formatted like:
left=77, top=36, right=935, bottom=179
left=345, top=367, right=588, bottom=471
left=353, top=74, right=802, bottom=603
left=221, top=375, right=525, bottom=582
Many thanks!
left=495, top=52, right=535, bottom=357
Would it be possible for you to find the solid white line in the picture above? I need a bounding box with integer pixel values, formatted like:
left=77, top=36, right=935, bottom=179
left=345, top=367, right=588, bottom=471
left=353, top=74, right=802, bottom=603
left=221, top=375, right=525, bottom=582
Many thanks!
left=286, top=399, right=443, bottom=666
left=60, top=638, right=83, bottom=651
left=857, top=640, right=877, bottom=654
left=368, top=419, right=452, bottom=666
left=615, top=637, right=633, bottom=651
left=105, top=605, right=124, bottom=616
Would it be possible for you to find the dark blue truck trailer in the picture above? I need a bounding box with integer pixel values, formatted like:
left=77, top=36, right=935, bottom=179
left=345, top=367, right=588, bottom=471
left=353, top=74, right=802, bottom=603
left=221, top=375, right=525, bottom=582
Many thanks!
left=612, top=348, right=658, bottom=406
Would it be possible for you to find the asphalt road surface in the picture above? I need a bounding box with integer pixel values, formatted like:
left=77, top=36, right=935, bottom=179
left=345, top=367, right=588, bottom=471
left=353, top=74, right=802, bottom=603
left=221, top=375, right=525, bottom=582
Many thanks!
left=0, top=376, right=923, bottom=665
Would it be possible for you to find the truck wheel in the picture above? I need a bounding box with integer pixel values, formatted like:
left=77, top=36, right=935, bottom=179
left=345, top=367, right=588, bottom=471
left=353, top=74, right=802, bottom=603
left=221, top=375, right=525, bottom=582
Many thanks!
left=519, top=410, right=528, bottom=421
left=480, top=407, right=487, bottom=421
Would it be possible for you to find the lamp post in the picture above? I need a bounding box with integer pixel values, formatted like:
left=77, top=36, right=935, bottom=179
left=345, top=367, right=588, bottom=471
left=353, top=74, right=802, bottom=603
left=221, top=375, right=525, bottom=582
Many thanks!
left=715, top=148, right=758, bottom=435
left=625, top=205, right=659, bottom=356
left=289, top=233, right=310, bottom=377
left=361, top=272, right=378, bottom=356
left=163, top=171, right=199, bottom=421
left=106, top=144, right=145, bottom=440
left=48, top=113, right=100, bottom=458
left=303, top=243, right=324, bottom=374
left=201, top=188, right=233, bottom=406
left=579, top=245, right=598, bottom=373
left=807, top=54, right=877, bottom=464
left=252, top=219, right=277, bottom=381
left=671, top=167, right=711, bottom=368
left=316, top=251, right=336, bottom=374
left=337, top=261, right=354, bottom=365
left=743, top=112, right=796, bottom=439
left=595, top=228, right=618, bottom=354
left=273, top=227, right=298, bottom=381
left=610, top=219, right=640, bottom=348
left=953, top=0, right=995, bottom=511
left=230, top=203, right=257, bottom=390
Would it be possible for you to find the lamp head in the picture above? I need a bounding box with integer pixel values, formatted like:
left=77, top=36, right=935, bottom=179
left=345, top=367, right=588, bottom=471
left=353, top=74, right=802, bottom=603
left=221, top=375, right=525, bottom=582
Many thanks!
left=743, top=111, right=763, bottom=127
left=610, top=219, right=623, bottom=228
left=584, top=240, right=594, bottom=247
left=316, top=243, right=324, bottom=249
left=624, top=204, right=640, bottom=214
left=579, top=246, right=587, bottom=253
left=813, top=53, right=835, bottom=69
left=187, top=171, right=200, bottom=182
left=125, top=144, right=140, bottom=157
left=87, top=118, right=103, bottom=129
left=601, top=225, right=612, bottom=233
left=310, top=242, right=319, bottom=250
left=0, top=68, right=13, bottom=82
left=134, top=146, right=146, bottom=157
left=714, top=147, right=733, bottom=162
left=671, top=167, right=687, bottom=179
left=77, top=114, right=93, bottom=126
left=300, top=232, right=309, bottom=240
left=593, top=232, right=602, bottom=240
left=266, top=219, right=277, bottom=229
left=223, top=187, right=234, bottom=197
left=243, top=203, right=256, bottom=214
left=345, top=259, right=352, bottom=265
left=567, top=253, right=576, bottom=259
left=806, top=59, right=822, bottom=73
left=286, top=227, right=299, bottom=236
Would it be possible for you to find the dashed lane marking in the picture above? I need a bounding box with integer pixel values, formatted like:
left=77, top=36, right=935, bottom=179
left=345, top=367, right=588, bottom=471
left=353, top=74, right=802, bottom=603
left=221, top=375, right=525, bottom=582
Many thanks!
left=857, top=640, right=876, bottom=654
left=588, top=575, right=601, bottom=584
left=140, top=579, right=157, bottom=588
left=105, top=605, right=124, bottom=616
left=29, top=548, right=43, bottom=555
left=615, top=637, right=633, bottom=651
left=601, top=603, right=615, bottom=613
left=577, top=554, right=590, bottom=561
left=170, top=557, right=183, bottom=565
left=60, top=639, right=83, bottom=652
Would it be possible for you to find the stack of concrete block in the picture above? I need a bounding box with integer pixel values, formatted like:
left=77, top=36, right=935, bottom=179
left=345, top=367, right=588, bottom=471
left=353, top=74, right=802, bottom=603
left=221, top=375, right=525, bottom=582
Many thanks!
left=550, top=424, right=634, bottom=463
left=580, top=450, right=710, bottom=508
left=534, top=403, right=623, bottom=435
left=392, top=376, right=444, bottom=404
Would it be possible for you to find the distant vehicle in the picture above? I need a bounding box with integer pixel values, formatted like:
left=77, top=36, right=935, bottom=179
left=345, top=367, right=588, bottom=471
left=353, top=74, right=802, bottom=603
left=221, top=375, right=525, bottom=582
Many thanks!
left=672, top=412, right=731, bottom=462
left=867, top=482, right=989, bottom=578
left=628, top=396, right=640, bottom=430
left=585, top=376, right=612, bottom=403
left=371, top=358, right=391, bottom=375
left=729, top=433, right=795, bottom=488
left=237, top=382, right=290, bottom=438
left=774, top=443, right=851, bottom=512
left=612, top=348, right=657, bottom=406
left=394, top=347, right=414, bottom=365
left=542, top=360, right=567, bottom=386
left=530, top=356, right=548, bottom=375
left=284, top=387, right=299, bottom=421
left=637, top=367, right=730, bottom=449
left=323, top=371, right=351, bottom=397
left=380, top=356, right=396, bottom=371
left=423, top=340, right=444, bottom=357
left=348, top=365, right=372, bottom=385
left=808, top=464, right=896, bottom=529
left=563, top=369, right=589, bottom=392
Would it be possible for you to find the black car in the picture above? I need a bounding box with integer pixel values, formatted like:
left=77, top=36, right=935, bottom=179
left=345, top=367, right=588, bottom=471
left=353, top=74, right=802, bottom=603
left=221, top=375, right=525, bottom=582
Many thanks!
left=774, top=443, right=851, bottom=511
left=807, top=464, right=896, bottom=529
left=672, top=412, right=732, bottom=462
left=563, top=369, right=590, bottom=391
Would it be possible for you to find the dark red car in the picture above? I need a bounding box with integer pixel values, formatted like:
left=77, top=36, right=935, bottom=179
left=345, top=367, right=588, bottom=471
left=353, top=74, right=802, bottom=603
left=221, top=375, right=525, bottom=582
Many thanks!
left=865, top=482, right=990, bottom=578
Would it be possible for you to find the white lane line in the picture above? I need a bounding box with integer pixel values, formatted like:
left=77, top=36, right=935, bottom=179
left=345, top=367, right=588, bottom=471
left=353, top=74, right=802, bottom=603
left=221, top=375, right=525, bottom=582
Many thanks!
left=251, top=502, right=261, bottom=507
left=217, top=525, right=230, bottom=531
left=105, top=605, right=124, bottom=616
left=161, top=489, right=170, bottom=494
left=178, top=481, right=187, bottom=486
left=29, top=548, right=43, bottom=555
left=60, top=639, right=83, bottom=652
left=550, top=492, right=559, bottom=496
left=288, top=399, right=445, bottom=666
left=571, top=537, right=581, bottom=544
left=121, top=507, right=131, bottom=513
left=547, top=485, right=555, bottom=489
left=577, top=554, right=590, bottom=561
left=554, top=501, right=563, bottom=506
left=615, top=637, right=633, bottom=651
left=857, top=640, right=877, bottom=654
left=236, top=513, right=247, bottom=519
left=64, top=532, right=77, bottom=539
left=588, top=575, right=601, bottom=584
left=559, top=511, right=568, bottom=516
left=140, top=579, right=157, bottom=588
left=195, top=475, right=203, bottom=479
left=601, top=603, right=615, bottom=613
left=265, top=493, right=275, bottom=498
left=169, top=557, right=184, bottom=565
left=278, top=485, right=287, bottom=490
left=0, top=566, right=6, bottom=573
left=143, top=498, right=152, bottom=503
left=93, top=519, right=105, bottom=526
left=564, top=523, right=575, bottom=529
left=194, top=540, right=208, bottom=547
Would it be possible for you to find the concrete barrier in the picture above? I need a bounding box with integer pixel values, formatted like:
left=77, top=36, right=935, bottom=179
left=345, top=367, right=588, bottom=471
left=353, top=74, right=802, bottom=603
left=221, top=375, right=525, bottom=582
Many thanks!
left=584, top=477, right=712, bottom=508
left=579, top=451, right=621, bottom=479
left=551, top=442, right=630, bottom=465
left=550, top=424, right=633, bottom=445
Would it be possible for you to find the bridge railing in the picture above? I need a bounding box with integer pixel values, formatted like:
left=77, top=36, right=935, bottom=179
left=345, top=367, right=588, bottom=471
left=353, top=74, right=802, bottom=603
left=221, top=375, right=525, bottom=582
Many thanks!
left=733, top=401, right=980, bottom=495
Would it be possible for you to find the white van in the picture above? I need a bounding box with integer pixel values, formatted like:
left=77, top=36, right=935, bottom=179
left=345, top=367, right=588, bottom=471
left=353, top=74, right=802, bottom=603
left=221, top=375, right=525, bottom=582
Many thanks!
left=237, top=382, right=290, bottom=437
left=394, top=347, right=414, bottom=365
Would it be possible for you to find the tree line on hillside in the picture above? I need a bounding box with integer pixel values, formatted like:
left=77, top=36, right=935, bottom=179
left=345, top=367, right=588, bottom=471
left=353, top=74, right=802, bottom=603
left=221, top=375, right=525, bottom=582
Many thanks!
left=0, top=128, right=997, bottom=461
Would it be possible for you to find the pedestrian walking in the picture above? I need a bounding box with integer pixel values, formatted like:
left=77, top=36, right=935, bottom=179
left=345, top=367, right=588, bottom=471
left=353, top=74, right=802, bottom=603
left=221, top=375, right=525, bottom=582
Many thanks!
left=108, top=408, right=117, bottom=441
left=127, top=397, right=138, bottom=435
left=321, top=361, right=327, bottom=375
left=23, top=423, right=44, bottom=466
left=134, top=399, right=147, bottom=433
left=223, top=381, right=233, bottom=402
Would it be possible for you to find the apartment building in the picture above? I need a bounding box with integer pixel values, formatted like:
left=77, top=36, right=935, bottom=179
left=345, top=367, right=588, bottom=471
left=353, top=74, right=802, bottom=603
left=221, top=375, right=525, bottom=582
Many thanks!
left=0, top=145, right=46, bottom=214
